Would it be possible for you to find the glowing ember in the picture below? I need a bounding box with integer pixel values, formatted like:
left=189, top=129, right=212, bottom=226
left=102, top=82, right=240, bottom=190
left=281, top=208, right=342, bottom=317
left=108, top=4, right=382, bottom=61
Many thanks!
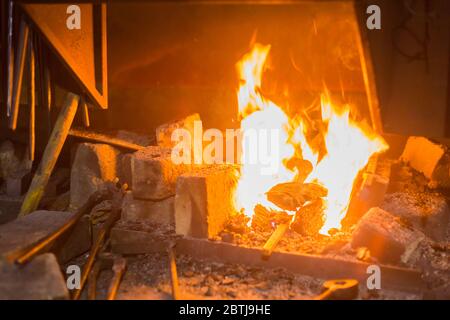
left=235, top=43, right=388, bottom=235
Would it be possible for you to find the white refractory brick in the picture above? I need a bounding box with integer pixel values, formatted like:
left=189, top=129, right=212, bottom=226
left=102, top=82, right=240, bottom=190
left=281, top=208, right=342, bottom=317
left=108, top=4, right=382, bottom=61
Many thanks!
left=175, top=165, right=238, bottom=239
left=0, top=253, right=69, bottom=300
left=351, top=207, right=425, bottom=265
left=156, top=113, right=200, bottom=148
left=70, top=143, right=120, bottom=210
left=121, top=191, right=174, bottom=224
left=382, top=192, right=449, bottom=242
left=400, top=136, right=445, bottom=179
left=131, top=146, right=191, bottom=200
left=344, top=159, right=391, bottom=227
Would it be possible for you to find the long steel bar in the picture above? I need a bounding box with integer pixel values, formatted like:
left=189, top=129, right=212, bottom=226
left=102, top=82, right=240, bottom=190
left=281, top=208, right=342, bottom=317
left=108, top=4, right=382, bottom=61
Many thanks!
left=69, top=127, right=144, bottom=151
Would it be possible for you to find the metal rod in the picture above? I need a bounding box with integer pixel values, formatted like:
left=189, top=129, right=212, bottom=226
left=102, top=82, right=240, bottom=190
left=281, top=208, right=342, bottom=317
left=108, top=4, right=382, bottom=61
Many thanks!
left=72, top=205, right=122, bottom=300
left=28, top=32, right=36, bottom=162
left=69, top=127, right=144, bottom=151
left=19, top=93, right=79, bottom=216
left=168, top=246, right=180, bottom=300
left=87, top=261, right=102, bottom=300
left=44, top=57, right=52, bottom=115
left=43, top=51, right=53, bottom=135
left=35, top=35, right=48, bottom=135
left=10, top=17, right=29, bottom=130
left=80, top=98, right=90, bottom=128
left=87, top=251, right=115, bottom=300
left=262, top=223, right=289, bottom=259
left=72, top=230, right=106, bottom=300
left=106, top=257, right=127, bottom=300
left=354, top=0, right=383, bottom=134
left=6, top=0, right=14, bottom=117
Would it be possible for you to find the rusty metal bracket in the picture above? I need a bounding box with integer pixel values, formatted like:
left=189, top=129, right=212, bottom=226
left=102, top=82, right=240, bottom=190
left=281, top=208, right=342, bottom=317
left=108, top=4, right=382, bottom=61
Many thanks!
left=20, top=2, right=108, bottom=109
left=176, top=237, right=425, bottom=294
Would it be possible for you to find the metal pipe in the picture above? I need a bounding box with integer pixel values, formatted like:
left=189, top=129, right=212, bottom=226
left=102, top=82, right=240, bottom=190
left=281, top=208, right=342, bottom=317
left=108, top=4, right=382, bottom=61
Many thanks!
left=19, top=93, right=79, bottom=216
left=10, top=17, right=29, bottom=130
left=6, top=0, right=14, bottom=117
left=69, top=127, right=144, bottom=151
left=28, top=32, right=36, bottom=162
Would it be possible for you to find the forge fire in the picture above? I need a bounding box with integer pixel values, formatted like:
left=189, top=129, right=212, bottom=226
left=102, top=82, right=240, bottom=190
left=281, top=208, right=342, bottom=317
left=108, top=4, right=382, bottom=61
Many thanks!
left=0, top=0, right=449, bottom=308
left=235, top=43, right=388, bottom=235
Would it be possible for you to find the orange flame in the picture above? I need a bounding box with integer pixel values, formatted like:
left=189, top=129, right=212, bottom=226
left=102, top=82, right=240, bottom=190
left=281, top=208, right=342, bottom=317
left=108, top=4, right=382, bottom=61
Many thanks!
left=235, top=43, right=388, bottom=235
left=235, top=44, right=296, bottom=215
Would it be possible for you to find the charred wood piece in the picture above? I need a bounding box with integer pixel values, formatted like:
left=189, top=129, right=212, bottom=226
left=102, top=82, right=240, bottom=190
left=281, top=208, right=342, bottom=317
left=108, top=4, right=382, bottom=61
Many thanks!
left=252, top=204, right=273, bottom=232
left=266, top=182, right=327, bottom=211
left=251, top=205, right=291, bottom=232
left=291, top=198, right=325, bottom=236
